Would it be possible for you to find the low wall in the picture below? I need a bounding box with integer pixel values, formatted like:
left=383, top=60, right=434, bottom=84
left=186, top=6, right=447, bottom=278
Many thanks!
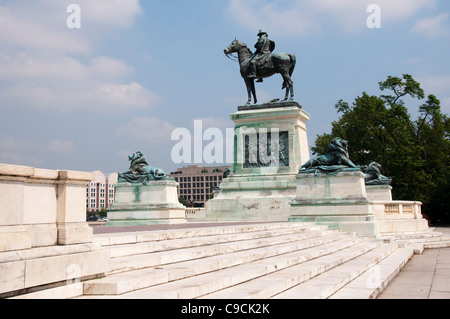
left=0, top=163, right=108, bottom=298
left=0, top=164, right=94, bottom=251
left=370, top=200, right=428, bottom=234
left=366, top=184, right=428, bottom=234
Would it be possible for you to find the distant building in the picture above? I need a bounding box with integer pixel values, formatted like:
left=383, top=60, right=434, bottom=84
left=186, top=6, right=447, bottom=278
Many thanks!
left=169, top=165, right=230, bottom=207
left=86, top=171, right=117, bottom=213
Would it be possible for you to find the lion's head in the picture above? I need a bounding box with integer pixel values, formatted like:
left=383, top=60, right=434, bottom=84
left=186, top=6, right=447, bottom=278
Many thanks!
left=366, top=162, right=382, bottom=175
left=365, top=162, right=391, bottom=185
left=327, top=137, right=349, bottom=157
left=128, top=151, right=144, bottom=162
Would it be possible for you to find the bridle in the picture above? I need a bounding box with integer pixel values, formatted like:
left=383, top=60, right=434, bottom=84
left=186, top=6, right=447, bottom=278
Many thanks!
left=225, top=52, right=239, bottom=62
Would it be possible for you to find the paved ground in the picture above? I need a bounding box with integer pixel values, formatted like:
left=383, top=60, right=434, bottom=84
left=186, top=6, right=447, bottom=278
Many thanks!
left=377, top=227, right=450, bottom=299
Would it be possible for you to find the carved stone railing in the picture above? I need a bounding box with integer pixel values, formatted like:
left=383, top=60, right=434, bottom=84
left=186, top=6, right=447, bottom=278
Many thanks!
left=383, top=202, right=421, bottom=217
left=371, top=201, right=423, bottom=220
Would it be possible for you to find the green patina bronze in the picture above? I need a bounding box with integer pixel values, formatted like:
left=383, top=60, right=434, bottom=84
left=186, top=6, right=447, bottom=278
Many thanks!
left=224, top=31, right=296, bottom=105
left=117, top=151, right=171, bottom=185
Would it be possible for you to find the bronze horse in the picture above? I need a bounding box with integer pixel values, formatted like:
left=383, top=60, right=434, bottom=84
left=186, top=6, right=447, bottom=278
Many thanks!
left=224, top=38, right=296, bottom=105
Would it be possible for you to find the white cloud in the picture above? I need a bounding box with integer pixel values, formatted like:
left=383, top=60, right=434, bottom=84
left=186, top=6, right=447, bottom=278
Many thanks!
left=89, top=56, right=133, bottom=79
left=227, top=0, right=436, bottom=36
left=0, top=134, right=74, bottom=166
left=0, top=80, right=161, bottom=112
left=411, top=13, right=450, bottom=38
left=0, top=0, right=161, bottom=113
left=0, top=6, right=90, bottom=54
left=116, top=117, right=176, bottom=144
left=76, top=0, right=143, bottom=30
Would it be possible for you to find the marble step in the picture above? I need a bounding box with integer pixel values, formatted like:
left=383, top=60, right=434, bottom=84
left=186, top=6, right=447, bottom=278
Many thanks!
left=272, top=243, right=399, bottom=299
left=97, top=236, right=368, bottom=299
left=83, top=231, right=351, bottom=295
left=104, top=224, right=325, bottom=259
left=200, top=240, right=383, bottom=299
left=94, top=222, right=318, bottom=247
left=329, top=247, right=414, bottom=299
left=106, top=227, right=339, bottom=274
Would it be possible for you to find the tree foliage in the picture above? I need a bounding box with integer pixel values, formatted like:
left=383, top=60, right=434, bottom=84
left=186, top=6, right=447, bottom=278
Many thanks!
left=313, top=74, right=450, bottom=224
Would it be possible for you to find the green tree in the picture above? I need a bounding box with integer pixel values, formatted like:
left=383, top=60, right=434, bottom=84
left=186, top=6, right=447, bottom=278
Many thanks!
left=313, top=75, right=450, bottom=224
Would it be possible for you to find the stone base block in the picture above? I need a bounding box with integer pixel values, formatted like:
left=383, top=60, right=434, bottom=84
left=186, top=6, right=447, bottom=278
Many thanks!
left=107, top=209, right=187, bottom=226
left=204, top=173, right=297, bottom=221
left=57, top=222, right=93, bottom=245
left=366, top=185, right=393, bottom=201
left=289, top=169, right=379, bottom=237
left=107, top=180, right=186, bottom=225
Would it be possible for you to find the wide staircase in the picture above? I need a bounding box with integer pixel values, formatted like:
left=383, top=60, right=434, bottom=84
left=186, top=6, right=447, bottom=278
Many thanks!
left=71, top=222, right=415, bottom=299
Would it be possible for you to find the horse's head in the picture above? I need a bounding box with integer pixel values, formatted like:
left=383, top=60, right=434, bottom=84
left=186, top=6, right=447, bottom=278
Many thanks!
left=224, top=38, right=246, bottom=55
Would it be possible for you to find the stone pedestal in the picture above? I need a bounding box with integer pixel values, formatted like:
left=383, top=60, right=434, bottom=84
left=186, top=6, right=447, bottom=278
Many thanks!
left=232, top=101, right=310, bottom=175
left=108, top=180, right=186, bottom=225
left=289, top=169, right=380, bottom=237
left=366, top=185, right=393, bottom=201
left=204, top=101, right=311, bottom=221
left=205, top=173, right=297, bottom=221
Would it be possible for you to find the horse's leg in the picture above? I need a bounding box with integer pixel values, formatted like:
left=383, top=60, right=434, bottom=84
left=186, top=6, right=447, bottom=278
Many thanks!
left=281, top=73, right=290, bottom=101
left=284, top=82, right=289, bottom=101
left=251, top=80, right=257, bottom=104
left=289, top=79, right=294, bottom=101
left=245, top=79, right=252, bottom=105
left=282, top=74, right=294, bottom=101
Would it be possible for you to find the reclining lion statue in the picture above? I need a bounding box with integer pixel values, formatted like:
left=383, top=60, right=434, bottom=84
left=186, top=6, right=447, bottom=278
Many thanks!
left=364, top=162, right=391, bottom=185
left=300, top=137, right=358, bottom=172
left=118, top=151, right=169, bottom=184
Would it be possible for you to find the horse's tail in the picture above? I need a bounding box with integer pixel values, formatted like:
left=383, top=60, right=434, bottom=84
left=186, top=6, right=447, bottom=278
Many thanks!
left=289, top=54, right=296, bottom=77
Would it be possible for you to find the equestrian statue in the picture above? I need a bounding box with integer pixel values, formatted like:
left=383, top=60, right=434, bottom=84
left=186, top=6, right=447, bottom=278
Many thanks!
left=224, top=30, right=296, bottom=105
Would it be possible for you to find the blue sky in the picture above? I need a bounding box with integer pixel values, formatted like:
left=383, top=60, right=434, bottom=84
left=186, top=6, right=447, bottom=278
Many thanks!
left=0, top=0, right=449, bottom=175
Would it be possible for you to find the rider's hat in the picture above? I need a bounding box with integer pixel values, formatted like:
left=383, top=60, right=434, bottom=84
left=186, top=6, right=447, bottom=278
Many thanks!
left=257, top=29, right=268, bottom=37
